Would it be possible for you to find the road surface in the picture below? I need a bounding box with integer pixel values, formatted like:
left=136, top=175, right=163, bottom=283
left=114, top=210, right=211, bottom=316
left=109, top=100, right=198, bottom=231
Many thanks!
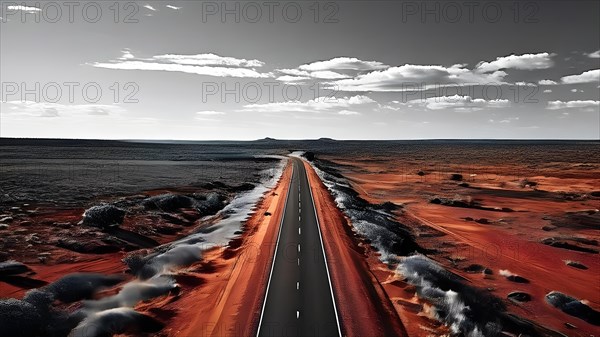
left=257, top=157, right=341, bottom=337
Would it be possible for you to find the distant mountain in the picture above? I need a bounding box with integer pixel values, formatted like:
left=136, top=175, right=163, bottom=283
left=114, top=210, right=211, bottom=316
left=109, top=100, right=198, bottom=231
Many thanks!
left=255, top=137, right=279, bottom=142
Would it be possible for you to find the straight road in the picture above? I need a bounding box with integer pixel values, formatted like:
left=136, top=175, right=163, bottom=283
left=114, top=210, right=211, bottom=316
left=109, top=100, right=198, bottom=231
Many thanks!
left=257, top=157, right=341, bottom=337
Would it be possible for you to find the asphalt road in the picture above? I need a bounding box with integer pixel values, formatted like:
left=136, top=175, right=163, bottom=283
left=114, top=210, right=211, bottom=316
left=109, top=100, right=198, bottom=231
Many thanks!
left=257, top=158, right=341, bottom=337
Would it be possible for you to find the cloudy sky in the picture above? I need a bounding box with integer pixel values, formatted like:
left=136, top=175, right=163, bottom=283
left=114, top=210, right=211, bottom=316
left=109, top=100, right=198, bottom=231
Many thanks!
left=1, top=0, right=599, bottom=140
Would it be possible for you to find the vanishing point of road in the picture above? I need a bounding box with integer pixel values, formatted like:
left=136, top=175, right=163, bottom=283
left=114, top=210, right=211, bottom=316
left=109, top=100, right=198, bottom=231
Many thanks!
left=257, top=157, right=341, bottom=337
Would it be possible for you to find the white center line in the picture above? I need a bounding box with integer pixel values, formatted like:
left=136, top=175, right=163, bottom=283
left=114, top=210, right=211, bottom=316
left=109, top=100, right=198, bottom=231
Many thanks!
left=297, top=310, right=300, bottom=319
left=298, top=227, right=301, bottom=235
left=297, top=281, right=299, bottom=290
left=297, top=257, right=300, bottom=266
left=298, top=244, right=301, bottom=253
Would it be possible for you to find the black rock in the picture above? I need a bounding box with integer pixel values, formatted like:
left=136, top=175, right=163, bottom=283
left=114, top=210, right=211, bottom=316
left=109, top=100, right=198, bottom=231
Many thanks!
left=546, top=291, right=600, bottom=325
left=450, top=173, right=463, bottom=181
left=508, top=291, right=532, bottom=302
left=0, top=260, right=31, bottom=276
left=143, top=194, right=194, bottom=212
left=566, top=260, right=588, bottom=270
left=506, top=275, right=529, bottom=283
left=81, top=204, right=126, bottom=229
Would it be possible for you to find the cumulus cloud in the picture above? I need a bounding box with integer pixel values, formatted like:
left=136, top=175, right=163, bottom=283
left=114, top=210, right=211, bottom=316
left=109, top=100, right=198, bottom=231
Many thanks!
left=166, top=5, right=181, bottom=10
left=298, top=57, right=388, bottom=72
left=475, top=52, right=555, bottom=73
left=538, top=79, right=558, bottom=85
left=333, top=64, right=507, bottom=92
left=274, top=57, right=387, bottom=83
left=407, top=95, right=511, bottom=111
left=240, top=95, right=375, bottom=113
left=143, top=4, right=157, bottom=11
left=561, top=69, right=600, bottom=84
left=547, top=100, right=599, bottom=110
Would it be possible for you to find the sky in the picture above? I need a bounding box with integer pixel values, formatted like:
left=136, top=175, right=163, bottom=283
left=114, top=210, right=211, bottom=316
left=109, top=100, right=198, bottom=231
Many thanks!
left=0, top=0, right=599, bottom=140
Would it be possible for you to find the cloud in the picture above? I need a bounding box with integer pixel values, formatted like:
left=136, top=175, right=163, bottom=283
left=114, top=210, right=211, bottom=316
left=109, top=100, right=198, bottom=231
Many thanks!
left=490, top=117, right=520, bottom=124
left=120, top=50, right=135, bottom=60
left=406, top=95, right=511, bottom=111
left=333, top=64, right=507, bottom=92
left=2, top=101, right=125, bottom=118
left=6, top=5, right=41, bottom=12
left=547, top=100, right=599, bottom=110
left=338, top=110, right=361, bottom=115
left=92, top=61, right=271, bottom=78
left=538, top=79, right=558, bottom=85
left=543, top=89, right=552, bottom=93
left=166, top=5, right=181, bottom=10
left=561, top=69, right=600, bottom=84
left=240, top=95, right=375, bottom=113
left=92, top=52, right=271, bottom=78
left=275, top=68, right=349, bottom=81
left=309, top=70, right=349, bottom=79
left=475, top=52, right=555, bottom=73
left=152, top=54, right=264, bottom=68
left=276, top=75, right=311, bottom=82
left=515, top=81, right=537, bottom=86
left=277, top=68, right=310, bottom=77
left=196, top=110, right=226, bottom=115
left=143, top=4, right=157, bottom=11
left=298, top=57, right=388, bottom=72
left=586, top=50, right=600, bottom=58
left=274, top=57, right=386, bottom=83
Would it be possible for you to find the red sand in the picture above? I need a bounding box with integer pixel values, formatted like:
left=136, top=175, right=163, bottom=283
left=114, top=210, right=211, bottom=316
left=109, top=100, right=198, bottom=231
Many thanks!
left=327, top=156, right=600, bottom=336
left=1, top=162, right=294, bottom=337
left=160, top=161, right=293, bottom=337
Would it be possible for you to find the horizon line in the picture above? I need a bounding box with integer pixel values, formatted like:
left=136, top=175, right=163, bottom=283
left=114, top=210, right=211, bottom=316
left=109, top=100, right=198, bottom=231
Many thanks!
left=1, top=137, right=599, bottom=142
